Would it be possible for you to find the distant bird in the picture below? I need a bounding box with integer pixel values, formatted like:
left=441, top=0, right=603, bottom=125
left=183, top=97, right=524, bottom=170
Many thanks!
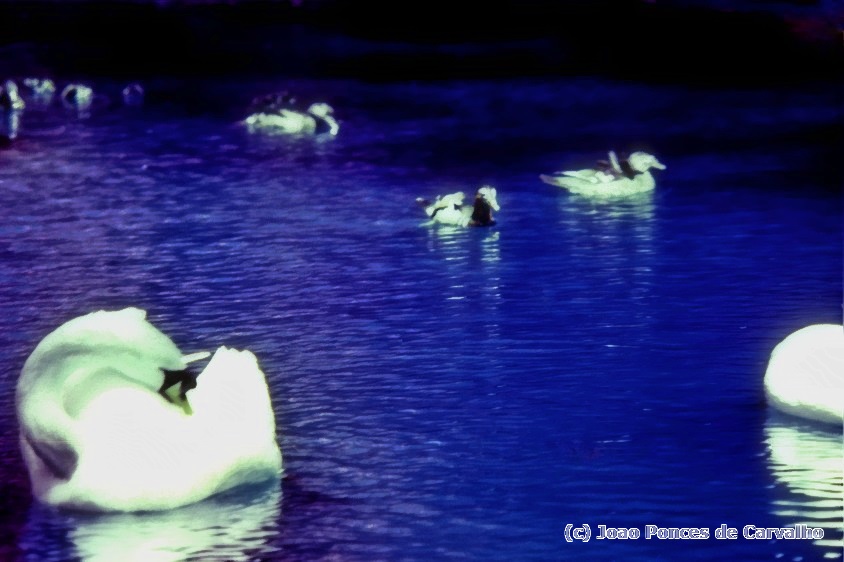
left=122, top=82, right=144, bottom=107
left=541, top=151, right=666, bottom=198
left=23, top=78, right=56, bottom=105
left=0, top=80, right=25, bottom=112
left=245, top=101, right=339, bottom=136
left=61, top=83, right=94, bottom=112
left=417, top=186, right=500, bottom=227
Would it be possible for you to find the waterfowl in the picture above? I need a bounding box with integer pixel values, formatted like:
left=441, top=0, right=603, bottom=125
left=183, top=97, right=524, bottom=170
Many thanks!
left=541, top=151, right=666, bottom=198
left=122, top=82, right=144, bottom=106
left=244, top=101, right=339, bottom=136
left=764, top=324, right=843, bottom=425
left=61, top=83, right=94, bottom=112
left=23, top=78, right=56, bottom=105
left=417, top=186, right=500, bottom=227
left=0, top=80, right=25, bottom=112
left=16, top=307, right=283, bottom=512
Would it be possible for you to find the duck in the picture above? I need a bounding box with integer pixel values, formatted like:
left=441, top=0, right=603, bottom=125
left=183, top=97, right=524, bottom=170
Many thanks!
left=16, top=307, right=283, bottom=512
left=22, top=78, right=56, bottom=105
left=764, top=323, right=843, bottom=425
left=0, top=80, right=26, bottom=112
left=244, top=101, right=339, bottom=136
left=416, top=186, right=500, bottom=227
left=121, top=82, right=144, bottom=107
left=541, top=151, right=666, bottom=197
left=61, top=83, right=94, bottom=112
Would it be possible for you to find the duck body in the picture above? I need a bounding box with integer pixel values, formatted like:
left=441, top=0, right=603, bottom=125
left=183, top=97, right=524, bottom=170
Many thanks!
left=16, top=307, right=282, bottom=512
left=23, top=78, right=56, bottom=105
left=764, top=324, right=844, bottom=425
left=245, top=101, right=339, bottom=136
left=61, top=83, right=94, bottom=112
left=417, top=186, right=500, bottom=227
left=0, top=80, right=26, bottom=112
left=122, top=82, right=144, bottom=107
left=541, top=151, right=666, bottom=198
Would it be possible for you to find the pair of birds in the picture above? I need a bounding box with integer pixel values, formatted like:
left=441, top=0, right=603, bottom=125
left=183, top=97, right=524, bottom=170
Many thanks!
left=244, top=91, right=339, bottom=136
left=415, top=151, right=666, bottom=228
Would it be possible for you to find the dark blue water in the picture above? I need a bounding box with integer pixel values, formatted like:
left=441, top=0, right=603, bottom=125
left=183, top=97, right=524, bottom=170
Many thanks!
left=0, top=78, right=841, bottom=562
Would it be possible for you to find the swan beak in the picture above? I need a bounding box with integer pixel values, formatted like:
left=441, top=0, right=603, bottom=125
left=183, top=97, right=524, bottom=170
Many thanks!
left=182, top=351, right=211, bottom=364
left=653, top=159, right=666, bottom=170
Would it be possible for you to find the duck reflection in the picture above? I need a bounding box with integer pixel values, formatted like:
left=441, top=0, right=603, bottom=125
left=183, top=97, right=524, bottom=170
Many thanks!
left=425, top=226, right=502, bottom=340
left=764, top=415, right=843, bottom=558
left=21, top=483, right=281, bottom=562
left=557, top=191, right=656, bottom=342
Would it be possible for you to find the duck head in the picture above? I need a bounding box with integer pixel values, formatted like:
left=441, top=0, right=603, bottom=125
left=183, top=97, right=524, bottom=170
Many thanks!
left=470, top=186, right=500, bottom=226
left=476, top=186, right=500, bottom=211
left=628, top=152, right=666, bottom=173
left=307, top=102, right=339, bottom=136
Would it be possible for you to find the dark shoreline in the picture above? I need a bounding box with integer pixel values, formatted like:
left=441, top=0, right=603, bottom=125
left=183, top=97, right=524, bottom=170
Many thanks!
left=0, top=1, right=841, bottom=86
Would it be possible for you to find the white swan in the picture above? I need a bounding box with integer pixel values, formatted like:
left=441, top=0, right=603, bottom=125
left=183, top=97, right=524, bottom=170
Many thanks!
left=16, top=307, right=283, bottom=512
left=541, top=151, right=666, bottom=197
left=244, top=101, right=339, bottom=136
left=61, top=83, right=94, bottom=112
left=416, top=186, right=500, bottom=227
left=764, top=324, right=844, bottom=425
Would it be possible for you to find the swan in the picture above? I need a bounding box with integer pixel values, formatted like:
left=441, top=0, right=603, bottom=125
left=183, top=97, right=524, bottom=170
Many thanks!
left=0, top=79, right=25, bottom=111
left=23, top=78, right=56, bottom=105
left=61, top=83, right=94, bottom=112
left=244, top=101, right=339, bottom=136
left=16, top=307, right=283, bottom=512
left=764, top=324, right=843, bottom=425
left=541, top=151, right=666, bottom=197
left=416, top=186, right=500, bottom=227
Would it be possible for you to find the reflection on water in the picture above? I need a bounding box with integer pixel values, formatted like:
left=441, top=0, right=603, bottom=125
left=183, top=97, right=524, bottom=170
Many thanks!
left=424, top=225, right=502, bottom=341
left=765, top=415, right=844, bottom=559
left=20, top=483, right=281, bottom=562
left=557, top=191, right=656, bottom=346
left=2, top=110, right=21, bottom=141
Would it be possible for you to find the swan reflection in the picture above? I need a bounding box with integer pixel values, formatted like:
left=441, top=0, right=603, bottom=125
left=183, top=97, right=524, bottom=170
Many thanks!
left=22, top=482, right=281, bottom=562
left=765, top=415, right=843, bottom=559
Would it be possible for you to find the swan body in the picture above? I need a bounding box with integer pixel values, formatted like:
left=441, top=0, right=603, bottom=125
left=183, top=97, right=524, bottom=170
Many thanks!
left=16, top=307, right=283, bottom=512
left=417, top=186, right=500, bottom=227
left=541, top=151, right=666, bottom=198
left=764, top=324, right=843, bottom=425
left=245, top=102, right=339, bottom=136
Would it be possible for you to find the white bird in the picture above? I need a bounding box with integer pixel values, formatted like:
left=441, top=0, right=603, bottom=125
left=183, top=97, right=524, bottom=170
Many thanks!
left=23, top=78, right=56, bottom=105
left=61, top=83, right=94, bottom=112
left=417, top=186, right=500, bottom=227
left=244, top=101, right=339, bottom=136
left=16, top=307, right=282, bottom=512
left=764, top=323, right=843, bottom=425
left=122, top=82, right=144, bottom=107
left=0, top=80, right=25, bottom=112
left=541, top=151, right=666, bottom=198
